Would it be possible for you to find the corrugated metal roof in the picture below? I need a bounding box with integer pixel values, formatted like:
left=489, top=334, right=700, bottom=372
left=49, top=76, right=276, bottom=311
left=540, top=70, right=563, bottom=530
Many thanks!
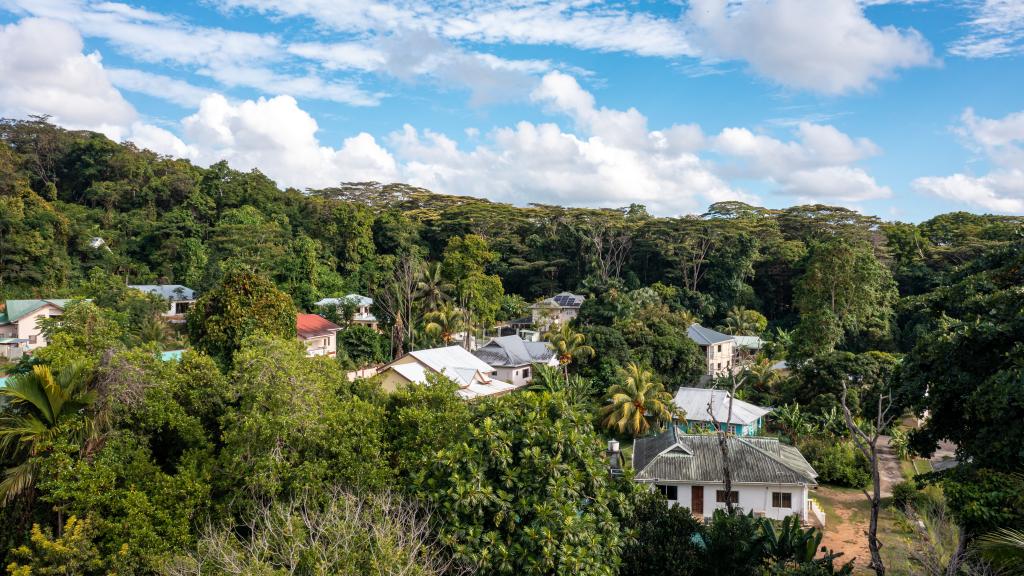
left=387, top=345, right=521, bottom=398
left=733, top=335, right=763, bottom=349
left=459, top=379, right=520, bottom=399
left=686, top=324, right=735, bottom=346
left=472, top=335, right=555, bottom=367
left=633, top=432, right=817, bottom=486
left=0, top=299, right=77, bottom=324
left=129, top=285, right=195, bottom=300
left=409, top=346, right=496, bottom=376
left=674, top=387, right=771, bottom=425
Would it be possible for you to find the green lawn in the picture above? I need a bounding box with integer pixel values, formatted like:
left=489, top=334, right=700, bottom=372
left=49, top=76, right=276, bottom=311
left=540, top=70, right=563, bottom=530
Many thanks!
left=899, top=458, right=934, bottom=481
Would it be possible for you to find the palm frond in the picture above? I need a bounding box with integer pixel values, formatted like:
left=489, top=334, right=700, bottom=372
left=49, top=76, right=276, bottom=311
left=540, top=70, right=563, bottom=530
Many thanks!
left=0, top=459, right=39, bottom=505
left=978, top=528, right=1024, bottom=575
left=1, top=368, right=57, bottom=425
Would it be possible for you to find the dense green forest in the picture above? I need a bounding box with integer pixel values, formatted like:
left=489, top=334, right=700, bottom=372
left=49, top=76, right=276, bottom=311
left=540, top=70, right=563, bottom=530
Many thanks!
left=0, top=117, right=1022, bottom=576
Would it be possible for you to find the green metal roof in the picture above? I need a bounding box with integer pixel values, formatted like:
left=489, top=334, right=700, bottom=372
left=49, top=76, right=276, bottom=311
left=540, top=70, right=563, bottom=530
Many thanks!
left=0, top=299, right=76, bottom=324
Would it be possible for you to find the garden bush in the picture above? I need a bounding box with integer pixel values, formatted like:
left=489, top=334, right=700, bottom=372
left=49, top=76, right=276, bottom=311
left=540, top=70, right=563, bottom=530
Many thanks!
left=797, top=437, right=870, bottom=488
left=891, top=480, right=918, bottom=510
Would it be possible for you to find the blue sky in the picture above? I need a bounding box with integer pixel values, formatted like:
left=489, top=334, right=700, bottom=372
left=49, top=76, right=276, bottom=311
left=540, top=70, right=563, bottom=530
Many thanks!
left=1, top=0, right=1022, bottom=221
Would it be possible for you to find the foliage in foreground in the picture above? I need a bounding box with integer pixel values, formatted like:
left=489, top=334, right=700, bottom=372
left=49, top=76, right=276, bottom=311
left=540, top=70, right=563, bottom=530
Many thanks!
left=413, top=390, right=624, bottom=576
left=164, top=490, right=458, bottom=576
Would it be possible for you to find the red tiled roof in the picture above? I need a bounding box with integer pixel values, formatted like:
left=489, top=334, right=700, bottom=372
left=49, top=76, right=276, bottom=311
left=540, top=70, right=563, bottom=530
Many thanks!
left=296, top=314, right=341, bottom=338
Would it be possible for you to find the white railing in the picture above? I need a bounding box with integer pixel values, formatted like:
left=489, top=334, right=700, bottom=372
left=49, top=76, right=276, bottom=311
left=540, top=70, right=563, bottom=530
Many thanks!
left=807, top=499, right=826, bottom=528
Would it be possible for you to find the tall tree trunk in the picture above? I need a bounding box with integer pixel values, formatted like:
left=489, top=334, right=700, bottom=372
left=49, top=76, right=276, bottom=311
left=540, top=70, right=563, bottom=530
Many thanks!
left=392, top=316, right=405, bottom=359
left=866, top=443, right=885, bottom=576
left=841, top=384, right=894, bottom=576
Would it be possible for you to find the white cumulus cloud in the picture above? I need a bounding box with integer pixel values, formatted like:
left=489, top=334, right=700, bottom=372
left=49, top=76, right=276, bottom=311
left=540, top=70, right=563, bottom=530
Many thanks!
left=0, top=18, right=135, bottom=130
left=711, top=122, right=889, bottom=201
left=685, top=0, right=936, bottom=94
left=182, top=94, right=398, bottom=188
left=913, top=107, right=1024, bottom=213
left=0, top=17, right=191, bottom=157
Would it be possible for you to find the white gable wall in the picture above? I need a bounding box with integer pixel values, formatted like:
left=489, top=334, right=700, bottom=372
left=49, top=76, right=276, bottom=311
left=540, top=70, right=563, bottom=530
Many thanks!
left=654, top=482, right=810, bottom=522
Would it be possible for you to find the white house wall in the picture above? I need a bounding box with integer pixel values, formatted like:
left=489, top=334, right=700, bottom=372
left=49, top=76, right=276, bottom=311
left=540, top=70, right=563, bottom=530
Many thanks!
left=659, top=482, right=810, bottom=522
left=703, top=341, right=736, bottom=377
left=16, top=304, right=64, bottom=349
left=494, top=356, right=559, bottom=387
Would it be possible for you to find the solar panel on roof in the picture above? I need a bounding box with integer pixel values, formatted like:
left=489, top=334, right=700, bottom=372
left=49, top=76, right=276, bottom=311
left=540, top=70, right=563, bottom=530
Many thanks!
left=553, top=295, right=569, bottom=305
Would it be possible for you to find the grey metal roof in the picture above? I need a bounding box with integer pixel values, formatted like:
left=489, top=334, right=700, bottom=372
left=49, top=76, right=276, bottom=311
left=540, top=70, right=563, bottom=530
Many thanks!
left=129, top=285, right=195, bottom=300
left=633, top=431, right=817, bottom=486
left=687, top=324, right=735, bottom=346
left=733, top=335, right=763, bottom=350
left=673, top=387, right=772, bottom=426
left=472, top=335, right=555, bottom=367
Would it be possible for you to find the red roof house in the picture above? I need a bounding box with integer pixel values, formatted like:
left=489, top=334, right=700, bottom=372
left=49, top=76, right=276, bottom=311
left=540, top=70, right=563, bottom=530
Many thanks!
left=296, top=314, right=341, bottom=357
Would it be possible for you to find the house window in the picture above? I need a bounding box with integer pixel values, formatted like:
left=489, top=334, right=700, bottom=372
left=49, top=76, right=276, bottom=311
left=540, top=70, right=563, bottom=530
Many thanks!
left=656, top=485, right=678, bottom=500
left=772, top=492, right=792, bottom=508
left=175, top=302, right=192, bottom=315
left=522, top=367, right=530, bottom=379
left=28, top=334, right=37, bottom=344
left=715, top=490, right=739, bottom=504
left=716, top=362, right=721, bottom=370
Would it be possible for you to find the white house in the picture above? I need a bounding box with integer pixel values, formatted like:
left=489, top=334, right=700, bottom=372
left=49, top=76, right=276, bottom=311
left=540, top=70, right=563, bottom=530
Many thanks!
left=296, top=313, right=342, bottom=357
left=315, top=294, right=378, bottom=330
left=673, top=387, right=772, bottom=436
left=632, top=430, right=820, bottom=523
left=379, top=345, right=522, bottom=399
left=472, top=335, right=559, bottom=387
left=530, top=292, right=584, bottom=332
left=686, top=324, right=737, bottom=379
left=129, top=284, right=196, bottom=323
left=0, top=299, right=76, bottom=359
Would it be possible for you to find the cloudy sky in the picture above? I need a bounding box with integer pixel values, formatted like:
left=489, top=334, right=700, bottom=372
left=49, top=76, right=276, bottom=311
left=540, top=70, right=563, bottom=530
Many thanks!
left=1, top=0, right=1022, bottom=220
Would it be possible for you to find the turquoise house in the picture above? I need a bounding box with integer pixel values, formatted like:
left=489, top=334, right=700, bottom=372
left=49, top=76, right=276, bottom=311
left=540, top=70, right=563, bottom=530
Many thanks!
left=672, top=387, right=772, bottom=437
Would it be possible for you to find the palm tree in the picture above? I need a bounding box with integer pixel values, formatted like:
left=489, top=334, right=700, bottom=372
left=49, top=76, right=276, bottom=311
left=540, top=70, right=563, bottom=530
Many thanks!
left=979, top=528, right=1024, bottom=575
left=423, top=302, right=465, bottom=346
left=544, top=324, right=595, bottom=378
left=136, top=313, right=172, bottom=348
left=599, top=363, right=677, bottom=437
left=745, top=358, right=778, bottom=392
left=718, top=306, right=762, bottom=336
left=678, top=310, right=701, bottom=327
left=527, top=364, right=593, bottom=408
left=0, top=363, right=96, bottom=504
left=415, top=262, right=452, bottom=313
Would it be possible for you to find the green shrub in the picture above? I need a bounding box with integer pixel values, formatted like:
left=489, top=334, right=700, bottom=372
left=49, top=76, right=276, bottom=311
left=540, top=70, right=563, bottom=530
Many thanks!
left=797, top=437, right=870, bottom=488
left=891, top=480, right=918, bottom=510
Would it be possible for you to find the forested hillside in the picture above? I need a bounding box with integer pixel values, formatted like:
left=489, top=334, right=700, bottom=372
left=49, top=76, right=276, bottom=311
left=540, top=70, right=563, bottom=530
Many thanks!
left=1, top=117, right=1022, bottom=576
